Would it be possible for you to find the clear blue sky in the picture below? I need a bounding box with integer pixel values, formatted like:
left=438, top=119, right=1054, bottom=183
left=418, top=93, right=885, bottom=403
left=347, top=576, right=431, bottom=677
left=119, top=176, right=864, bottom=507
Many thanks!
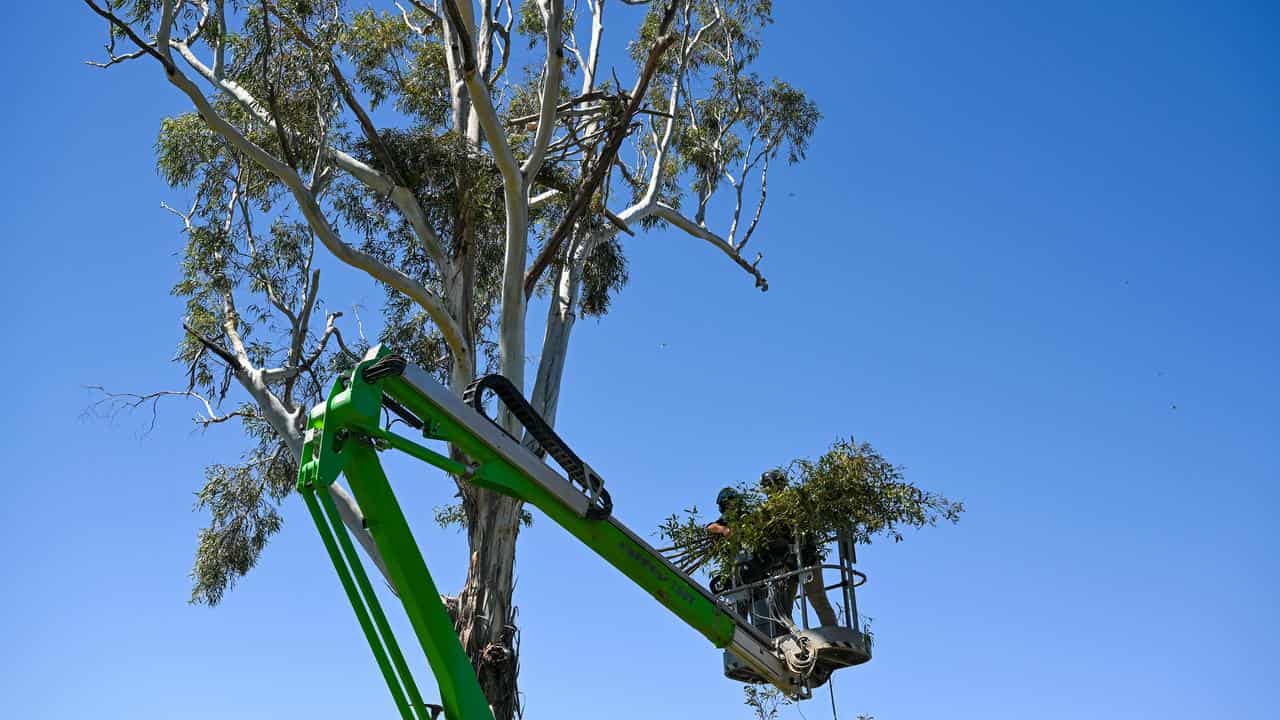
left=2, top=2, right=1276, bottom=718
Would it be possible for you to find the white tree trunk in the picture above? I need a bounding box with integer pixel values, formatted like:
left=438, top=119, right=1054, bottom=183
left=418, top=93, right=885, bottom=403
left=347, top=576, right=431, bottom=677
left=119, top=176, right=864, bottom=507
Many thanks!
left=529, top=248, right=582, bottom=423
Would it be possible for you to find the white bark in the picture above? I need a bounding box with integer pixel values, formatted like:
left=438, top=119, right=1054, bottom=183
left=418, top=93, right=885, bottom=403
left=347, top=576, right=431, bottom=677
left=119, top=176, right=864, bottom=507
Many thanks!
left=521, top=0, right=565, bottom=180
left=529, top=244, right=580, bottom=422
left=443, top=0, right=537, bottom=437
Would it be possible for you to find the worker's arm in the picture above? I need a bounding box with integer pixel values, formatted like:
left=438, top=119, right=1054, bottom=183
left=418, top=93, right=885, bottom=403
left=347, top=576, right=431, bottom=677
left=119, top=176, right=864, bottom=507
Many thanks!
left=707, top=520, right=733, bottom=538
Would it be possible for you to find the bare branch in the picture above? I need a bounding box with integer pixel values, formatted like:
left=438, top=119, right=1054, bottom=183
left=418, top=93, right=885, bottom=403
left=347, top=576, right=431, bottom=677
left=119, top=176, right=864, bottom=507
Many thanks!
left=737, top=152, right=769, bottom=252
left=85, top=46, right=147, bottom=69
left=257, top=0, right=298, bottom=170
left=84, top=386, right=249, bottom=434
left=262, top=307, right=345, bottom=384
left=653, top=202, right=768, bottom=291
left=529, top=188, right=560, bottom=208
left=212, top=0, right=226, bottom=78
left=405, top=0, right=443, bottom=25
left=83, top=0, right=176, bottom=74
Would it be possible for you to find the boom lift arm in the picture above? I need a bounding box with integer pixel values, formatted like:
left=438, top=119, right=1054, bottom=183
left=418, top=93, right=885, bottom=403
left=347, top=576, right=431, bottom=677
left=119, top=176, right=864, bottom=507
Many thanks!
left=296, top=348, right=810, bottom=720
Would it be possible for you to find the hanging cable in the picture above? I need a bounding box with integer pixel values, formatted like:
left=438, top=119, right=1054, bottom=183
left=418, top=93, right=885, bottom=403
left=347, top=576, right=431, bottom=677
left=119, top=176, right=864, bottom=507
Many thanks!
left=827, top=678, right=838, bottom=720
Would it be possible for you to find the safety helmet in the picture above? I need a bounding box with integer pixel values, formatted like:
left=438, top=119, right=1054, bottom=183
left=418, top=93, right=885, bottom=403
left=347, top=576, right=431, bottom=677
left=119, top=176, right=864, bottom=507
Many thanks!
left=716, top=487, right=741, bottom=513
left=760, top=468, right=787, bottom=490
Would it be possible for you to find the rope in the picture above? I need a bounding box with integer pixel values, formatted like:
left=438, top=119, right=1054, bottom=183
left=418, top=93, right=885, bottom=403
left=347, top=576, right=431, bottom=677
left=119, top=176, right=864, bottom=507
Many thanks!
left=783, top=634, right=817, bottom=677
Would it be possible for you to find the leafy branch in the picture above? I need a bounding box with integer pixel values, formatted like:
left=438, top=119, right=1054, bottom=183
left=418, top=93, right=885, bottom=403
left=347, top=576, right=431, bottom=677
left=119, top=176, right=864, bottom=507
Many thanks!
left=659, top=438, right=964, bottom=578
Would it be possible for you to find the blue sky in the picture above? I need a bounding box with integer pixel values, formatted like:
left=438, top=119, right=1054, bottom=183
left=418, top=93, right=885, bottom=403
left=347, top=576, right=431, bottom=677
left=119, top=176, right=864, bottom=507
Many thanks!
left=1, top=1, right=1277, bottom=718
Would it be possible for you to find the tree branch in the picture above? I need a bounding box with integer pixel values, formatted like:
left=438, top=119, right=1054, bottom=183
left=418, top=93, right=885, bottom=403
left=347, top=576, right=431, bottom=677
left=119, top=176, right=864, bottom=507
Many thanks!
left=84, top=386, right=249, bottom=434
left=737, top=152, right=769, bottom=252
left=520, top=0, right=565, bottom=179
left=168, top=37, right=453, bottom=276
left=442, top=0, right=519, bottom=181
left=152, top=42, right=471, bottom=363
left=523, top=2, right=680, bottom=298
left=653, top=202, right=768, bottom=291
left=183, top=322, right=244, bottom=372
left=83, top=0, right=176, bottom=74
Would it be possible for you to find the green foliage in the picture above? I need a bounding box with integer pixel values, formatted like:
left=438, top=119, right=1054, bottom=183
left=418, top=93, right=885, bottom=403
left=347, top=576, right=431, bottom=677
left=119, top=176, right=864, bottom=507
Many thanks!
left=145, top=0, right=820, bottom=389
left=154, top=92, right=341, bottom=605
left=659, top=438, right=963, bottom=577
left=579, top=238, right=630, bottom=318
left=342, top=8, right=450, bottom=122
left=190, top=411, right=297, bottom=605
left=743, top=685, right=877, bottom=720
left=743, top=685, right=791, bottom=720
left=622, top=0, right=821, bottom=234
left=759, top=80, right=820, bottom=163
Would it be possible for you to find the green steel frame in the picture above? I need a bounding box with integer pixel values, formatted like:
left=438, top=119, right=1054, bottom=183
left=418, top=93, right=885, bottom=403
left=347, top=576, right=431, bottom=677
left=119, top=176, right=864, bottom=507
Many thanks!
left=295, top=348, right=742, bottom=720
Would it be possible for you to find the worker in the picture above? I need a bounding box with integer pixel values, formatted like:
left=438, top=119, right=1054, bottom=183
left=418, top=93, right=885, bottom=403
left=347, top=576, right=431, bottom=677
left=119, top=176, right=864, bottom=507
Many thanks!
left=758, top=469, right=840, bottom=628
left=706, top=486, right=787, bottom=632
left=706, top=487, right=754, bottom=620
left=707, top=487, right=740, bottom=539
left=706, top=474, right=838, bottom=634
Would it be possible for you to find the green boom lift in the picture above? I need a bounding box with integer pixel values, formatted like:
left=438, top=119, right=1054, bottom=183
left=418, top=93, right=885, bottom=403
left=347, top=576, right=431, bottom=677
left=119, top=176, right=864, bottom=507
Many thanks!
left=296, top=347, right=871, bottom=720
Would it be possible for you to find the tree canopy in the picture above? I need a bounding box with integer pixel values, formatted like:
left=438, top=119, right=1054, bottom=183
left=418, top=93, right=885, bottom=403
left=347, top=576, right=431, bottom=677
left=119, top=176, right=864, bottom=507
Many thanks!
left=85, top=1, right=829, bottom=715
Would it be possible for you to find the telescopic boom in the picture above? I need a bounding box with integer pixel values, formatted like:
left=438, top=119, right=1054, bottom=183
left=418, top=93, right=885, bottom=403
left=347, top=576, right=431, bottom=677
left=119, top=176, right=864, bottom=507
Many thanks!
left=296, top=347, right=805, bottom=720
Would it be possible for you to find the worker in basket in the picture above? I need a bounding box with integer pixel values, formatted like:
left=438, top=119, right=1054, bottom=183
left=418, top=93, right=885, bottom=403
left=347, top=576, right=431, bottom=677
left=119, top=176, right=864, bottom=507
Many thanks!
left=758, top=469, right=839, bottom=629
left=706, top=487, right=752, bottom=618
left=706, top=471, right=839, bottom=634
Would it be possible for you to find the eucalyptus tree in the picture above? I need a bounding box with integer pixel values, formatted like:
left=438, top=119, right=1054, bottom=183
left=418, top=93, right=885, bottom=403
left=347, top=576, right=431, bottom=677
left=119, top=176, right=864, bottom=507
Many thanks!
left=84, top=1, right=817, bottom=715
